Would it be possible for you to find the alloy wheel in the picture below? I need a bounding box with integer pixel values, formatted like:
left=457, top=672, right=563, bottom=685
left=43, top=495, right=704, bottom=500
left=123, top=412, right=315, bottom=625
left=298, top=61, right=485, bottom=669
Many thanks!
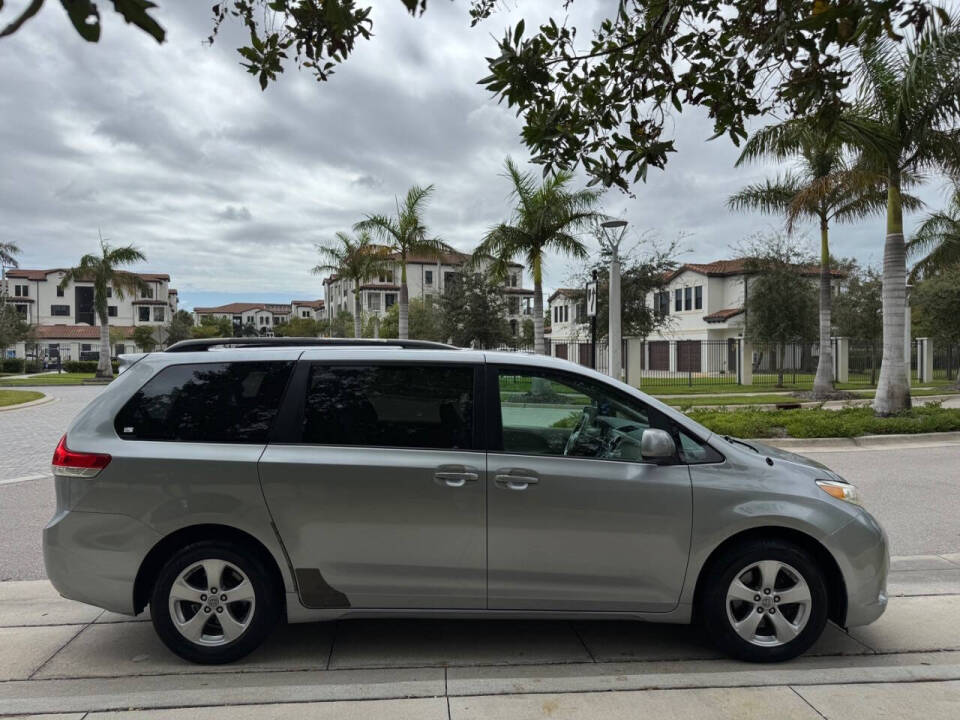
left=167, top=558, right=256, bottom=647
left=725, top=559, right=811, bottom=647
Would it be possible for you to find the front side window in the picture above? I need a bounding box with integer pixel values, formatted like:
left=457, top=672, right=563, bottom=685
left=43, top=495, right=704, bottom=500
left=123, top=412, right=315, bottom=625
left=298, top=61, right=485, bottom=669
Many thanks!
left=674, top=288, right=681, bottom=311
left=108, top=306, right=118, bottom=317
left=301, top=364, right=475, bottom=450
left=695, top=285, right=703, bottom=310
left=496, top=368, right=658, bottom=461
left=56, top=286, right=65, bottom=297
left=384, top=293, right=397, bottom=308
left=153, top=307, right=165, bottom=322
left=51, top=304, right=70, bottom=316
left=684, top=286, right=692, bottom=310
left=138, top=307, right=150, bottom=321
left=115, top=361, right=294, bottom=442
left=425, top=270, right=433, bottom=285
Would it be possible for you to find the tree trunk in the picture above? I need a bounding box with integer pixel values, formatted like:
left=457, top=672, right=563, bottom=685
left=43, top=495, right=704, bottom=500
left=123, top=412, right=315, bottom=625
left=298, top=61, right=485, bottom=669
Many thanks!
left=873, top=171, right=912, bottom=415
left=812, top=218, right=834, bottom=398
left=533, top=271, right=544, bottom=355
left=398, top=259, right=409, bottom=340
left=353, top=290, right=362, bottom=339
left=97, top=313, right=113, bottom=379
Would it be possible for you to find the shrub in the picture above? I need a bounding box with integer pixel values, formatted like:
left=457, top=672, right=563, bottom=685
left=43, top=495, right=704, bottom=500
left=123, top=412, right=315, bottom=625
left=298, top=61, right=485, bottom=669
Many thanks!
left=62, top=360, right=119, bottom=374
left=687, top=406, right=960, bottom=439
left=1, top=358, right=25, bottom=373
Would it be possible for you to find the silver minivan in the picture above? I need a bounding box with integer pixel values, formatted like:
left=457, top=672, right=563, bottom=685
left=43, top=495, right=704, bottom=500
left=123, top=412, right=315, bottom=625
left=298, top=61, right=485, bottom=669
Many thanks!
left=44, top=338, right=888, bottom=664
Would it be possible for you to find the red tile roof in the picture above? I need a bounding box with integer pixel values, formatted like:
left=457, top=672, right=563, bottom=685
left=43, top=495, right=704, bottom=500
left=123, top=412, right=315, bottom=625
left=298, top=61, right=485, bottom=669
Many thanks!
left=193, top=302, right=291, bottom=315
left=703, top=308, right=745, bottom=323
left=665, top=258, right=845, bottom=282
left=291, top=299, right=325, bottom=308
left=6, top=268, right=170, bottom=282
left=32, top=324, right=136, bottom=339
left=547, top=288, right=585, bottom=303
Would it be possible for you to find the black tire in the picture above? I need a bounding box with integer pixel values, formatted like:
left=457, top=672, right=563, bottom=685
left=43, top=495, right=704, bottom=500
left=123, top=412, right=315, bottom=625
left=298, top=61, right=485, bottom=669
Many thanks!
left=698, top=538, right=829, bottom=662
left=150, top=540, right=280, bottom=664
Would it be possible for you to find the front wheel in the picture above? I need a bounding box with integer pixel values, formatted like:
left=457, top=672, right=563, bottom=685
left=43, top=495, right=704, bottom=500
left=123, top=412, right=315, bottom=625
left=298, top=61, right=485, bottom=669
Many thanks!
left=699, top=539, right=829, bottom=662
left=150, top=541, right=280, bottom=664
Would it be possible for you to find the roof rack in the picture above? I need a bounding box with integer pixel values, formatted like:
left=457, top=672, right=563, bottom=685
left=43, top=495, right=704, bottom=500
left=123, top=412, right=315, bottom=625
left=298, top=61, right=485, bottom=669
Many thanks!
left=164, top=337, right=458, bottom=353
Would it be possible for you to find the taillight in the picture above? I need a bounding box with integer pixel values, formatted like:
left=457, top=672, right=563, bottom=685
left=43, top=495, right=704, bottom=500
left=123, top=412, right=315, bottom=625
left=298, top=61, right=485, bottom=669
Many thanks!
left=51, top=435, right=111, bottom=478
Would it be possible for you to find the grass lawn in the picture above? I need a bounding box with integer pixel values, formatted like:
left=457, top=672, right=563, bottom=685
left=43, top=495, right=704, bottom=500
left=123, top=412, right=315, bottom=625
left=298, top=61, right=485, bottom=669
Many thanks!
left=0, top=389, right=44, bottom=407
left=660, top=387, right=958, bottom=407
left=688, top=405, right=960, bottom=439
left=0, top=373, right=98, bottom=387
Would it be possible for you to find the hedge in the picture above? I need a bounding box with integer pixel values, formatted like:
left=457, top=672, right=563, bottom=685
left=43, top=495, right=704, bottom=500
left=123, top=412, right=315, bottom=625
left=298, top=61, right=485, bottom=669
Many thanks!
left=62, top=360, right=119, bottom=374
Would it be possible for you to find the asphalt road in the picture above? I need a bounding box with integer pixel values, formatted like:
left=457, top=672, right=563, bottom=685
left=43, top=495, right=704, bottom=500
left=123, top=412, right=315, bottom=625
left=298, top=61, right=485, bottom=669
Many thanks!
left=1, top=385, right=958, bottom=581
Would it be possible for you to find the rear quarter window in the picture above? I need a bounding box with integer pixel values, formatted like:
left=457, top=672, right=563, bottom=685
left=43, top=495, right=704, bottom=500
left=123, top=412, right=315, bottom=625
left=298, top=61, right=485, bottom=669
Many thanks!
left=115, top=361, right=293, bottom=443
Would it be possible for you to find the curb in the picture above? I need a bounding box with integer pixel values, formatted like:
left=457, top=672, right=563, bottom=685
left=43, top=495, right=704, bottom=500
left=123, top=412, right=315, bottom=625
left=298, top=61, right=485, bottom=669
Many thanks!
left=0, top=393, right=53, bottom=412
left=756, top=431, right=960, bottom=452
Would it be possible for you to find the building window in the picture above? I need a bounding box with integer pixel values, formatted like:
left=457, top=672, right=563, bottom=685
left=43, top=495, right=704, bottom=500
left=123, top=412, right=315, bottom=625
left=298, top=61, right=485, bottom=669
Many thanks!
left=81, top=344, right=92, bottom=352
left=563, top=305, right=569, bottom=323
left=233, top=315, right=242, bottom=324
left=15, top=304, right=27, bottom=317
left=684, top=286, right=692, bottom=311
left=674, top=288, right=682, bottom=311
left=655, top=291, right=670, bottom=317
left=510, top=319, right=518, bottom=336
left=368, top=293, right=381, bottom=311
left=141, top=287, right=154, bottom=299
left=302, top=310, right=310, bottom=318
left=575, top=302, right=586, bottom=323
left=56, top=286, right=64, bottom=297
left=138, top=307, right=150, bottom=322
left=378, top=270, right=394, bottom=283
left=153, top=307, right=165, bottom=322
left=51, top=304, right=70, bottom=316
left=108, top=305, right=118, bottom=317
left=385, top=293, right=397, bottom=309
left=14, top=284, right=28, bottom=297
left=695, top=285, right=703, bottom=310
left=425, top=270, right=433, bottom=285
left=510, top=274, right=518, bottom=287
left=106, top=287, right=113, bottom=298
left=508, top=297, right=520, bottom=314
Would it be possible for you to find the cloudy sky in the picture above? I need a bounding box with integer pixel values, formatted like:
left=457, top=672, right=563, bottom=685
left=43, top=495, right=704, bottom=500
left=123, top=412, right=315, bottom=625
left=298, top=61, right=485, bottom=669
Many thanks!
left=1, top=1, right=951, bottom=310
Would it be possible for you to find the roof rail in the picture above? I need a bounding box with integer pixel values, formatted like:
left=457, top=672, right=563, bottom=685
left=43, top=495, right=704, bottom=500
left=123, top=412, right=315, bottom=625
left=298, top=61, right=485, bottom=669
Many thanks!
left=164, top=337, right=458, bottom=353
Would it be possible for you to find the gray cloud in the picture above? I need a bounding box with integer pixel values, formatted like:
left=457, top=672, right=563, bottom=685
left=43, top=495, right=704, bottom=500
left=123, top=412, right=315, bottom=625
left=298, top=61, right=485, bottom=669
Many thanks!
left=0, top=0, right=947, bottom=311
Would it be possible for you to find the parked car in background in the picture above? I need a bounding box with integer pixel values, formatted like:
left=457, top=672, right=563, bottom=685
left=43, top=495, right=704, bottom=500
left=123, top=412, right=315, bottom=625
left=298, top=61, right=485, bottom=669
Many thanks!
left=44, top=338, right=887, bottom=664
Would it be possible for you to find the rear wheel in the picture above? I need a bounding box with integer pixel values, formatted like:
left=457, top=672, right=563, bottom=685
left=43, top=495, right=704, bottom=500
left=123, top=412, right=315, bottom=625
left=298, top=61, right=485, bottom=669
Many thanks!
left=699, top=539, right=829, bottom=662
left=150, top=541, right=279, bottom=664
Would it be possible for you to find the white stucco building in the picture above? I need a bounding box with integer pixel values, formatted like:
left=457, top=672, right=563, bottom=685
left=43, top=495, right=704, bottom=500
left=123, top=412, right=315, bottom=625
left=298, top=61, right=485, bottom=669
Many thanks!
left=192, top=302, right=300, bottom=336
left=2, top=268, right=177, bottom=361
left=321, top=248, right=536, bottom=339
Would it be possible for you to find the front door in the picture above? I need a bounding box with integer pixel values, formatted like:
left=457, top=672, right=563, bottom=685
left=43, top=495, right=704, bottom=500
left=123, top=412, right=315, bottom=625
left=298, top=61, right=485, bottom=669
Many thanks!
left=259, top=359, right=486, bottom=609
left=486, top=365, right=692, bottom=612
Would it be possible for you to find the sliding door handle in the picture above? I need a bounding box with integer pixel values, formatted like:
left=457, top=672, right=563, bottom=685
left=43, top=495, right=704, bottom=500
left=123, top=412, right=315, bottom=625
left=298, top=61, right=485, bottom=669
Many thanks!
left=434, top=470, right=479, bottom=488
left=494, top=474, right=540, bottom=491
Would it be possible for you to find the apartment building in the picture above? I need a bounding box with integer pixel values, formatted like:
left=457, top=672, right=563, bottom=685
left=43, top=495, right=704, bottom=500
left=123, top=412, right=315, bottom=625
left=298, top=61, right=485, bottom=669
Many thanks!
left=191, top=302, right=300, bottom=335
left=321, top=248, right=535, bottom=338
left=290, top=299, right=325, bottom=320
left=2, top=268, right=177, bottom=361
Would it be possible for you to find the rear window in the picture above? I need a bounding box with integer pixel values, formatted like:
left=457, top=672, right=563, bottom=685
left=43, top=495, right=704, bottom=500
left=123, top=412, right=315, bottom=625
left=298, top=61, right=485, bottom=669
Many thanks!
left=115, top=361, right=293, bottom=443
left=301, top=364, right=475, bottom=450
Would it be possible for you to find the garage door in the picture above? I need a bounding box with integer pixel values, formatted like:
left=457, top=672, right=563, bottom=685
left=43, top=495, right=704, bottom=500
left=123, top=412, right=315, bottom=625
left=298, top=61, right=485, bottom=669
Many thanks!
left=554, top=343, right=568, bottom=360
left=677, top=341, right=702, bottom=372
left=648, top=341, right=669, bottom=371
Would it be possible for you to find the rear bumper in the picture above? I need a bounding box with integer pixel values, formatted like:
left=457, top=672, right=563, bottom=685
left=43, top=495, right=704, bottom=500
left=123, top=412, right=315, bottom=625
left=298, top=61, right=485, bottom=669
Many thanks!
left=829, top=507, right=889, bottom=627
left=43, top=509, right=160, bottom=616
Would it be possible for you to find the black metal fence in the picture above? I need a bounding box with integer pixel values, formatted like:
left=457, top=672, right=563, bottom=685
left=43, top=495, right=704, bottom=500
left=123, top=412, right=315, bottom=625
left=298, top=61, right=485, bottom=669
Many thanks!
left=932, top=343, right=960, bottom=383
left=847, top=340, right=881, bottom=386
left=749, top=342, right=818, bottom=386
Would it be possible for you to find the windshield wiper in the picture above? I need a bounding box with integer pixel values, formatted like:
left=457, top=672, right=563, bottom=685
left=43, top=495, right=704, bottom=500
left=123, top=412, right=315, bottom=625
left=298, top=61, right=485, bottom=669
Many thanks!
left=723, top=435, right=758, bottom=453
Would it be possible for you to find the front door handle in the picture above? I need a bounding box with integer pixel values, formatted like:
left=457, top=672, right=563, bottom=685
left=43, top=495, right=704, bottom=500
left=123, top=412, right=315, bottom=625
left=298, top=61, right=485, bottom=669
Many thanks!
left=434, top=469, right=479, bottom=488
left=494, top=473, right=540, bottom=491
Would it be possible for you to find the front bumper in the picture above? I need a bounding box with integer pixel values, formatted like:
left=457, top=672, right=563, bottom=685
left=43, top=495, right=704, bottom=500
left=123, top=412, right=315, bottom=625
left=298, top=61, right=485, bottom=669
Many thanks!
left=43, top=509, right=160, bottom=616
left=829, top=507, right=889, bottom=627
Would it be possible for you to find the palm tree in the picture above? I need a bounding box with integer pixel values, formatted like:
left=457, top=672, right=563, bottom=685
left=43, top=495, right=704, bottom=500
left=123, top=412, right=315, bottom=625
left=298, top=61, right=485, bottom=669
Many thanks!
left=311, top=231, right=390, bottom=338
left=729, top=123, right=908, bottom=398
left=908, top=186, right=960, bottom=280
left=839, top=22, right=960, bottom=414
left=0, top=241, right=20, bottom=306
left=60, top=236, right=147, bottom=379
left=354, top=185, right=450, bottom=339
left=473, top=158, right=602, bottom=354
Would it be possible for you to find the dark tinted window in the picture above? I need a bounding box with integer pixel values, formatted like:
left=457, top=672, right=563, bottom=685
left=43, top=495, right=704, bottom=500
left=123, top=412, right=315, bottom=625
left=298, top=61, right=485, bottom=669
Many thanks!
left=302, top=364, right=475, bottom=449
left=115, top=361, right=293, bottom=443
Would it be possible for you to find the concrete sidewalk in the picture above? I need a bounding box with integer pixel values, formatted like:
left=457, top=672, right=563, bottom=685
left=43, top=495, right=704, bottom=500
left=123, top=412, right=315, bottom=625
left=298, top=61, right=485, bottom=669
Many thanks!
left=2, top=554, right=959, bottom=718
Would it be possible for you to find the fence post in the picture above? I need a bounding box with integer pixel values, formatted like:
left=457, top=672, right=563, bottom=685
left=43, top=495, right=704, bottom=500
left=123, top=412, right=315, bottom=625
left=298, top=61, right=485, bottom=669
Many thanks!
left=917, top=338, right=933, bottom=383
left=739, top=338, right=753, bottom=386
left=834, top=337, right=849, bottom=383
left=905, top=303, right=913, bottom=387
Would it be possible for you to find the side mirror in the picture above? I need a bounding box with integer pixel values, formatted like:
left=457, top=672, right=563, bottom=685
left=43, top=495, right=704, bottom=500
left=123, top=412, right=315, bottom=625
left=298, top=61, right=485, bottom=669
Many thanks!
left=641, top=428, right=676, bottom=460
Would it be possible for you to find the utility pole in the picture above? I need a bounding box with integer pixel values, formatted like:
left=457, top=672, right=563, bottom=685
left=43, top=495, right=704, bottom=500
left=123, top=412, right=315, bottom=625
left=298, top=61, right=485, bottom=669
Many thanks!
left=601, top=219, right=628, bottom=380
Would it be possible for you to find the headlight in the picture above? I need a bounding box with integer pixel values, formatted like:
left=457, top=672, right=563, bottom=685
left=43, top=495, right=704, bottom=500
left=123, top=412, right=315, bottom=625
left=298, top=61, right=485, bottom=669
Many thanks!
left=816, top=479, right=860, bottom=505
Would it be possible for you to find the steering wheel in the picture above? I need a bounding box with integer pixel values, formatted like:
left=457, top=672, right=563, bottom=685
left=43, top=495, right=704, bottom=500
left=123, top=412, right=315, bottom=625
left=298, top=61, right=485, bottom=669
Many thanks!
left=563, top=405, right=597, bottom=456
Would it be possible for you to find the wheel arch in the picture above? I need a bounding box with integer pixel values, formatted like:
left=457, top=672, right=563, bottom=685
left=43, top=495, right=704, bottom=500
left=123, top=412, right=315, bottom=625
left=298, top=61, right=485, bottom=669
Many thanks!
left=691, top=525, right=847, bottom=626
left=133, top=524, right=288, bottom=617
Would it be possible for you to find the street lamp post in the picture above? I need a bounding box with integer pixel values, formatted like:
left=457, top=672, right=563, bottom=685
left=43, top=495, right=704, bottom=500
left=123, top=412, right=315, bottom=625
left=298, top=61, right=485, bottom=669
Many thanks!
left=601, top=219, right=628, bottom=380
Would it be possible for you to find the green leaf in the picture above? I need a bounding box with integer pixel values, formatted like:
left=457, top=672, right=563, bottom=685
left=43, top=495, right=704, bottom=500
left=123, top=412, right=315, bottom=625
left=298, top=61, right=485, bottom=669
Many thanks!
left=110, top=0, right=165, bottom=43
left=60, top=0, right=101, bottom=42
